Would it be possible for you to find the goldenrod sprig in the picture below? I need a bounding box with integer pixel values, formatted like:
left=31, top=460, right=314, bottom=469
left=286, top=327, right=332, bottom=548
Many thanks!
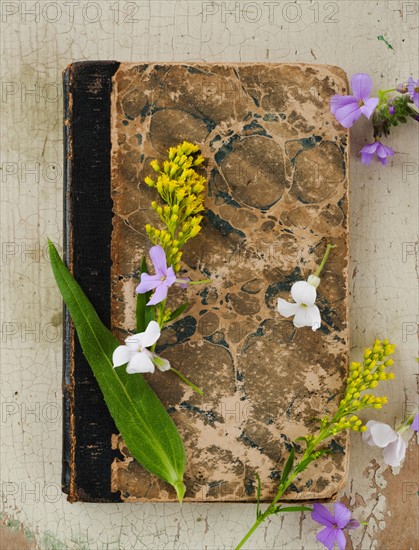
left=235, top=339, right=396, bottom=550
left=144, top=141, right=206, bottom=271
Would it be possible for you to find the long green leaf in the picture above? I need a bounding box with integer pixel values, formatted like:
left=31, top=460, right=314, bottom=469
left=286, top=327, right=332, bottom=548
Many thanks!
left=168, top=302, right=189, bottom=323
left=48, top=241, right=186, bottom=501
left=280, top=446, right=295, bottom=484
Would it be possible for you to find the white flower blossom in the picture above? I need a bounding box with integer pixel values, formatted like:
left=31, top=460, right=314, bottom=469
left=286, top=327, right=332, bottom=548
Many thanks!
left=362, top=420, right=407, bottom=467
left=112, top=320, right=170, bottom=374
left=277, top=279, right=321, bottom=331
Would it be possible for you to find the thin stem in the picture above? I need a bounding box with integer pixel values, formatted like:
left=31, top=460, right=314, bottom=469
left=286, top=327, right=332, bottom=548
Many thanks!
left=381, top=88, right=396, bottom=94
left=396, top=411, right=417, bottom=432
left=235, top=516, right=265, bottom=550
left=170, top=367, right=203, bottom=396
left=188, top=278, right=212, bottom=285
left=313, top=244, right=336, bottom=278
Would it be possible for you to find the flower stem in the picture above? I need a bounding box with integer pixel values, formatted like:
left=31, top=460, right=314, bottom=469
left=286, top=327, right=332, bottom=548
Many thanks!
left=380, top=88, right=396, bottom=94
left=235, top=516, right=265, bottom=550
left=188, top=278, right=212, bottom=285
left=396, top=411, right=417, bottom=432
left=170, top=367, right=203, bottom=396
left=313, top=244, right=336, bottom=277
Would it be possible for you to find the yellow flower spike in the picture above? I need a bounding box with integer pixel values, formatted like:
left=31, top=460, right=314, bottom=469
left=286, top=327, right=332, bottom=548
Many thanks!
left=384, top=359, right=394, bottom=367
left=387, top=372, right=395, bottom=380
left=370, top=381, right=378, bottom=389
left=145, top=223, right=151, bottom=232
left=360, top=425, right=367, bottom=432
left=145, top=176, right=155, bottom=187
left=171, top=214, right=178, bottom=223
left=373, top=404, right=382, bottom=409
left=378, top=373, right=387, bottom=381
left=364, top=348, right=372, bottom=358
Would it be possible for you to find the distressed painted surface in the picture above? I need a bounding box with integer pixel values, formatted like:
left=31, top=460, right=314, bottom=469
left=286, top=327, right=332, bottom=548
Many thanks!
left=1, top=1, right=418, bottom=548
left=110, top=62, right=349, bottom=502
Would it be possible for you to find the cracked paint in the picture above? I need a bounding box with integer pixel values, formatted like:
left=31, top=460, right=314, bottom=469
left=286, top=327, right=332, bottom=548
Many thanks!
left=1, top=0, right=418, bottom=548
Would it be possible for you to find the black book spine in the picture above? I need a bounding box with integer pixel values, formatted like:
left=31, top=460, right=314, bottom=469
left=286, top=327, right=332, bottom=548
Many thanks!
left=62, top=61, right=121, bottom=502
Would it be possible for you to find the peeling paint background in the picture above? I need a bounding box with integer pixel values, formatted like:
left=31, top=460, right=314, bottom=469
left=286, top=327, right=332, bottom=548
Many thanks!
left=1, top=1, right=418, bottom=549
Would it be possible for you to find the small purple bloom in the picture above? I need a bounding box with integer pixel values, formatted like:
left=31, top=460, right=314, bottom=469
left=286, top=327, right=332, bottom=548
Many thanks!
left=388, top=104, right=395, bottom=115
left=407, top=76, right=419, bottom=108
left=411, top=413, right=419, bottom=432
left=312, top=503, right=360, bottom=550
left=136, top=245, right=188, bottom=305
left=396, top=82, right=408, bottom=94
left=360, top=140, right=395, bottom=166
left=331, top=73, right=379, bottom=128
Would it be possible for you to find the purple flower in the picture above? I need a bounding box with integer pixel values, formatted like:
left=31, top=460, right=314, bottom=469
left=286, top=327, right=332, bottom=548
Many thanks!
left=312, top=503, right=360, bottom=550
left=360, top=140, right=395, bottom=166
left=331, top=73, right=379, bottom=128
left=396, top=82, right=408, bottom=94
left=388, top=104, right=395, bottom=115
left=136, top=245, right=188, bottom=305
left=407, top=76, right=419, bottom=108
left=411, top=413, right=419, bottom=432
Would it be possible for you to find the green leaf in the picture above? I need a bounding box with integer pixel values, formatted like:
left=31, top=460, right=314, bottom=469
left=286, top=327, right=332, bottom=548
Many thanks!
left=168, top=302, right=189, bottom=323
left=48, top=241, right=186, bottom=501
left=280, top=446, right=295, bottom=484
left=136, top=257, right=155, bottom=333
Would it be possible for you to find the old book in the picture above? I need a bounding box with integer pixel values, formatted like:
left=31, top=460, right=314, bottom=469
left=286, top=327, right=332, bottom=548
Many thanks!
left=63, top=61, right=349, bottom=503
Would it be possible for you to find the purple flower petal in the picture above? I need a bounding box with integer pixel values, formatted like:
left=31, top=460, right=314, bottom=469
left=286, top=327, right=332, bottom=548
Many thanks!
left=149, top=245, right=169, bottom=277
left=136, top=273, right=161, bottom=294
left=376, top=143, right=394, bottom=159
left=334, top=502, right=351, bottom=529
left=330, top=94, right=357, bottom=115
left=147, top=282, right=169, bottom=305
left=336, top=529, right=347, bottom=550
left=347, top=519, right=360, bottom=530
left=176, top=277, right=190, bottom=289
left=359, top=97, right=379, bottom=119
left=351, top=73, right=373, bottom=101
left=333, top=100, right=363, bottom=128
left=411, top=413, right=419, bottom=432
left=312, top=503, right=335, bottom=527
left=316, top=526, right=338, bottom=550
left=165, top=265, right=177, bottom=286
left=361, top=142, right=379, bottom=154
left=361, top=152, right=373, bottom=165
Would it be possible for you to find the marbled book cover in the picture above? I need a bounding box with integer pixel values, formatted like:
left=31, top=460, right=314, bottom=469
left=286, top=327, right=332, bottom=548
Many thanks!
left=109, top=63, right=349, bottom=502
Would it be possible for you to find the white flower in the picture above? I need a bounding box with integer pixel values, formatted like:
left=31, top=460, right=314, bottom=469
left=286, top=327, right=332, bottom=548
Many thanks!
left=362, top=420, right=407, bottom=467
left=277, top=280, right=321, bottom=331
left=112, top=320, right=171, bottom=374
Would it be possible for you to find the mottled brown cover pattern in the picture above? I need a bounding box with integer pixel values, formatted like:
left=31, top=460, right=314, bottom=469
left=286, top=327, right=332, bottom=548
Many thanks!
left=110, top=63, right=349, bottom=502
